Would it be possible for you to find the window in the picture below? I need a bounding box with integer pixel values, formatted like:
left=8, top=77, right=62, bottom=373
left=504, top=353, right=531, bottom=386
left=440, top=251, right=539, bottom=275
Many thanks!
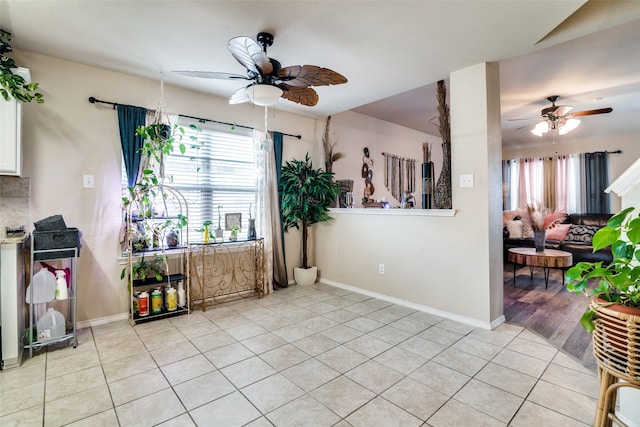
left=503, top=152, right=610, bottom=214
left=123, top=117, right=257, bottom=243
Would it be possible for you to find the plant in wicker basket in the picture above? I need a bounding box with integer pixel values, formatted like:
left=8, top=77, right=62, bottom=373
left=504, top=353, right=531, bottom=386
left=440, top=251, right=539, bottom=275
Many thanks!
left=566, top=206, right=640, bottom=332
left=566, top=206, right=640, bottom=426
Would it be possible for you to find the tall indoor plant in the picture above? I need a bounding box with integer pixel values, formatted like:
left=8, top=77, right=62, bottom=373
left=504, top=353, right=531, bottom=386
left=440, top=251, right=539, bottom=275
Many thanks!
left=279, top=153, right=340, bottom=285
left=566, top=206, right=640, bottom=331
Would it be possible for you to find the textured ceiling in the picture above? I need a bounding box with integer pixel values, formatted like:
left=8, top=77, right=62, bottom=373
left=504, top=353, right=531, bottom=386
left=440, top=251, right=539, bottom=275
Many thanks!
left=2, top=1, right=640, bottom=149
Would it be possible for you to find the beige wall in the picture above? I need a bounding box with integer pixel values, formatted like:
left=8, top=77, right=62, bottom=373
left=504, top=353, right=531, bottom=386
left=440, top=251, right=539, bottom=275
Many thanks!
left=14, top=50, right=321, bottom=324
left=316, top=63, right=504, bottom=328
left=17, top=47, right=630, bottom=328
left=502, top=134, right=640, bottom=214
left=329, top=111, right=443, bottom=208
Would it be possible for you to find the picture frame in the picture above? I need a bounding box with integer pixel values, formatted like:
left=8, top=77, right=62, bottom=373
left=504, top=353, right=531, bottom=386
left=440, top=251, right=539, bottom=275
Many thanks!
left=225, top=213, right=242, bottom=230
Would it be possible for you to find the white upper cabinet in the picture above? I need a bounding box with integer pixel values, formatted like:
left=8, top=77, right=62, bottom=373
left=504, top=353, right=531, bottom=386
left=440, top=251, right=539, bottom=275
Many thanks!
left=0, top=67, right=29, bottom=176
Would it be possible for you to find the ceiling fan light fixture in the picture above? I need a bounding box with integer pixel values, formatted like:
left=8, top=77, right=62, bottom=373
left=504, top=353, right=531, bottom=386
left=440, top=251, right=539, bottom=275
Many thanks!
left=531, top=121, right=549, bottom=136
left=559, top=118, right=580, bottom=135
left=249, top=84, right=283, bottom=106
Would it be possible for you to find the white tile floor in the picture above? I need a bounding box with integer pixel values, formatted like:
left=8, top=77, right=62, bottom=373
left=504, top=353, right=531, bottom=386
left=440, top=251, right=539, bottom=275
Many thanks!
left=0, top=283, right=598, bottom=426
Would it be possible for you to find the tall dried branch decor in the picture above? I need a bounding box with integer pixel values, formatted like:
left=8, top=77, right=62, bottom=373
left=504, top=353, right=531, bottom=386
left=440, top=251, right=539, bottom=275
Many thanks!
left=322, top=115, right=343, bottom=173
left=519, top=203, right=566, bottom=231
left=433, top=80, right=452, bottom=209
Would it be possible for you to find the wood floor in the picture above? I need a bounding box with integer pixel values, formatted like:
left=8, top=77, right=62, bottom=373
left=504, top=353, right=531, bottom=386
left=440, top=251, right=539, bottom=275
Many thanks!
left=503, top=263, right=597, bottom=371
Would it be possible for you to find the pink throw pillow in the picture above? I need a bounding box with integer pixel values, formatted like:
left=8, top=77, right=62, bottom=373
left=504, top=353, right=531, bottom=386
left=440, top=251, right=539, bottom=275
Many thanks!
left=546, top=223, right=571, bottom=241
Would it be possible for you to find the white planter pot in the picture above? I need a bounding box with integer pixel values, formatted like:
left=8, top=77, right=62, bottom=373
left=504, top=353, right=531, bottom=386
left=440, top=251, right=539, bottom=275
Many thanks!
left=293, top=266, right=317, bottom=285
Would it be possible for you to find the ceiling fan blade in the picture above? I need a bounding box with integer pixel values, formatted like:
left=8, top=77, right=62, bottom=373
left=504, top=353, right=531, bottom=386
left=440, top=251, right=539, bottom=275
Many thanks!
left=555, top=105, right=573, bottom=116
left=173, top=70, right=250, bottom=80
left=570, top=107, right=613, bottom=117
left=508, top=118, right=537, bottom=121
left=229, top=87, right=251, bottom=104
left=277, top=65, right=347, bottom=88
left=228, top=36, right=273, bottom=76
left=279, top=85, right=319, bottom=106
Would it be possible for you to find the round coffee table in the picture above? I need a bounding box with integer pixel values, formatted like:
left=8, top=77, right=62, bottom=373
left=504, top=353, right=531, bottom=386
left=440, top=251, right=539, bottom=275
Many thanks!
left=507, top=247, right=573, bottom=288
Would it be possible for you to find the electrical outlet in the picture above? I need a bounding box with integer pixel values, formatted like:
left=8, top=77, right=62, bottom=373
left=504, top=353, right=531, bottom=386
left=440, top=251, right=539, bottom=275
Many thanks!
left=83, top=174, right=95, bottom=188
left=378, top=263, right=385, bottom=275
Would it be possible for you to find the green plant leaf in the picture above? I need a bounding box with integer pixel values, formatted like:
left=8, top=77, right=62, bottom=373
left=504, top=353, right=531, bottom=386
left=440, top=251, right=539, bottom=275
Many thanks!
left=607, top=207, right=634, bottom=227
left=627, top=217, right=640, bottom=245
left=592, top=226, right=619, bottom=251
left=579, top=310, right=596, bottom=333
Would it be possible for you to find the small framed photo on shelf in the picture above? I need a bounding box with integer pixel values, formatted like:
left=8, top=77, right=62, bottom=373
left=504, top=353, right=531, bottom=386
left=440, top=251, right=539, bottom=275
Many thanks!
left=225, top=213, right=242, bottom=231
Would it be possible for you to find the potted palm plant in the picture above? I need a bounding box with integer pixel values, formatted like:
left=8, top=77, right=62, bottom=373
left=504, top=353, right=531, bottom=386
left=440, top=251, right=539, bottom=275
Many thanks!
left=279, top=153, right=340, bottom=285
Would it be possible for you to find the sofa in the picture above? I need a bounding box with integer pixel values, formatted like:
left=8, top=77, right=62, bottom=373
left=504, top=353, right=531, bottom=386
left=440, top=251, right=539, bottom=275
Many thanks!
left=503, top=213, right=613, bottom=264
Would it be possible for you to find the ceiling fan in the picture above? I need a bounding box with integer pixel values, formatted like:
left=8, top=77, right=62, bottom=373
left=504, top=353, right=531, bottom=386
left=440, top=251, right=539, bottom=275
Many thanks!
left=513, top=95, right=613, bottom=136
left=174, top=32, right=347, bottom=107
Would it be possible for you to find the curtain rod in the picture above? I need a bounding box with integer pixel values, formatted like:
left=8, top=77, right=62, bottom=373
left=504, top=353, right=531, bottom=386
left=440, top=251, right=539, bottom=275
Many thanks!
left=88, top=96, right=302, bottom=140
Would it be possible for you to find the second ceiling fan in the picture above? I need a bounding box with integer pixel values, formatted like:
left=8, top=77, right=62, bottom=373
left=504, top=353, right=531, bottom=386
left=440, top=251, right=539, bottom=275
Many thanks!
left=525, top=95, right=613, bottom=136
left=174, top=32, right=347, bottom=107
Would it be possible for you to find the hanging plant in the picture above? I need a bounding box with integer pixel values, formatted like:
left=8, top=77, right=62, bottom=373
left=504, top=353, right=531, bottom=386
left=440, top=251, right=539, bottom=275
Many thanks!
left=0, top=29, right=44, bottom=103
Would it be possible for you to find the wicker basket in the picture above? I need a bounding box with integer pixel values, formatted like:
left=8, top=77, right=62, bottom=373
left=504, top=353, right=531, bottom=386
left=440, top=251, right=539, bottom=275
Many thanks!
left=591, top=300, right=640, bottom=426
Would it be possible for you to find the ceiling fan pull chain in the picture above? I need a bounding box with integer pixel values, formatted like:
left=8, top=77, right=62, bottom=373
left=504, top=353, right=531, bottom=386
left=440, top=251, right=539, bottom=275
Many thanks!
left=261, top=105, right=273, bottom=151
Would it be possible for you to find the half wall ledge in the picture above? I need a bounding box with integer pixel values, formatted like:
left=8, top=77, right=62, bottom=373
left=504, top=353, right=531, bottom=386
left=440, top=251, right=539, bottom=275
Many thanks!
left=329, top=208, right=456, bottom=217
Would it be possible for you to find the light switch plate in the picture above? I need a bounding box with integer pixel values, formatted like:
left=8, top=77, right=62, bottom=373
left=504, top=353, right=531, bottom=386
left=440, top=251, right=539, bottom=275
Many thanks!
left=460, top=174, right=474, bottom=188
left=83, top=174, right=95, bottom=188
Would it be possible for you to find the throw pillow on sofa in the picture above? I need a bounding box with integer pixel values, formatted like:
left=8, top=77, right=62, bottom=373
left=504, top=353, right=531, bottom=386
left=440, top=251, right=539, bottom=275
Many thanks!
left=546, top=223, right=571, bottom=241
left=506, top=220, right=523, bottom=238
left=521, top=220, right=534, bottom=238
left=565, top=224, right=600, bottom=243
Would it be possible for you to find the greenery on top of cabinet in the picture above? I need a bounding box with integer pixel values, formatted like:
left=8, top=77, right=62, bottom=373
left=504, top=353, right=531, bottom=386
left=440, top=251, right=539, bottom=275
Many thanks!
left=0, top=29, right=44, bottom=103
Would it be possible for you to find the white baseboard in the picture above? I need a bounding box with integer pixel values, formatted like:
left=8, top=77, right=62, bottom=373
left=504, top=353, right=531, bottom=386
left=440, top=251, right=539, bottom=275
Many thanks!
left=84, top=281, right=506, bottom=332
left=77, top=312, right=129, bottom=329
left=320, top=279, right=501, bottom=330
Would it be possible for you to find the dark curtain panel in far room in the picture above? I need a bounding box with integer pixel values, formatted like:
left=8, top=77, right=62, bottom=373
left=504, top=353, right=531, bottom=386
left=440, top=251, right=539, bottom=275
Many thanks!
left=272, top=132, right=289, bottom=288
left=116, top=105, right=147, bottom=188
left=502, top=160, right=511, bottom=210
left=584, top=151, right=610, bottom=214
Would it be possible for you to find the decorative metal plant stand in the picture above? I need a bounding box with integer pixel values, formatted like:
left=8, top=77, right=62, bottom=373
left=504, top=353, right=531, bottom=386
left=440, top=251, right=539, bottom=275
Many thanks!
left=189, top=238, right=264, bottom=311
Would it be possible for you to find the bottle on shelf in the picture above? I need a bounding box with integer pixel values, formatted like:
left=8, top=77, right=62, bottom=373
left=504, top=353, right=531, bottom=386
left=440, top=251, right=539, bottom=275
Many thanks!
left=166, top=285, right=177, bottom=311
left=151, top=288, right=162, bottom=314
left=55, top=270, right=68, bottom=300
left=177, top=280, right=186, bottom=307
left=37, top=308, right=65, bottom=340
left=139, top=291, right=150, bottom=316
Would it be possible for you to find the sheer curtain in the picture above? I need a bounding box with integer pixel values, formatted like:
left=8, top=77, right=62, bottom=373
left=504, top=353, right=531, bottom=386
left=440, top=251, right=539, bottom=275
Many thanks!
left=543, top=157, right=556, bottom=210
left=517, top=158, right=544, bottom=208
left=567, top=154, right=585, bottom=214
left=505, top=152, right=610, bottom=214
left=253, top=130, right=288, bottom=295
left=554, top=155, right=569, bottom=212
left=254, top=130, right=274, bottom=295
